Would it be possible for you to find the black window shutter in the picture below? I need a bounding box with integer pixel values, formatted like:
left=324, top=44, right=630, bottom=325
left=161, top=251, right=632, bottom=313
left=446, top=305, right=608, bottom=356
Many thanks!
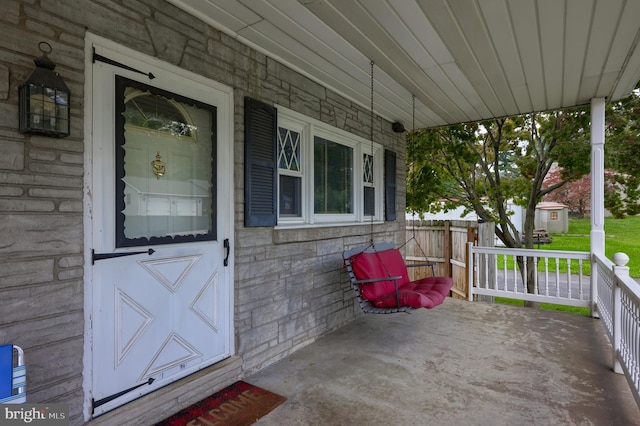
left=244, top=97, right=277, bottom=227
left=384, top=149, right=397, bottom=221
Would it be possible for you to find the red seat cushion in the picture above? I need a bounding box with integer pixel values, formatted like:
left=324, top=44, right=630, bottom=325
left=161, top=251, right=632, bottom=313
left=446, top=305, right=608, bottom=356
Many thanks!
left=373, top=276, right=453, bottom=309
left=349, top=249, right=409, bottom=300
left=374, top=249, right=410, bottom=286
left=349, top=247, right=453, bottom=309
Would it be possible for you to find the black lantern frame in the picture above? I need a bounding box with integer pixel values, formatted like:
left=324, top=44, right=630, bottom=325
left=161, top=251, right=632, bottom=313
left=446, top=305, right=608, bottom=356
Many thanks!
left=19, top=42, right=70, bottom=138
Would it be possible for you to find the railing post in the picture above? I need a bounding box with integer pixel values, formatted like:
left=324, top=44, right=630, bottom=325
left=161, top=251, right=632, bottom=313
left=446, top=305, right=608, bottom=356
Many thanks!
left=467, top=242, right=474, bottom=301
left=590, top=97, right=605, bottom=318
left=612, top=252, right=629, bottom=375
left=590, top=254, right=598, bottom=317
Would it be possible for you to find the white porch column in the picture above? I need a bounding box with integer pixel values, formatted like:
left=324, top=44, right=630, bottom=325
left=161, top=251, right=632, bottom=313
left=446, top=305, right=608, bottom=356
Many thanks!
left=590, top=97, right=605, bottom=316
left=590, top=97, right=606, bottom=256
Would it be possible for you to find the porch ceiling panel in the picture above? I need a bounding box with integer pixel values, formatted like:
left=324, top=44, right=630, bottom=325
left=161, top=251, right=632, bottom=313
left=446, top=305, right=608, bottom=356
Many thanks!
left=168, top=0, right=640, bottom=129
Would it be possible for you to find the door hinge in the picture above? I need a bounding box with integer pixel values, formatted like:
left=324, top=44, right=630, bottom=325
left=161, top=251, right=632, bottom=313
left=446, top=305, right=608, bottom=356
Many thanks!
left=92, top=378, right=155, bottom=414
left=92, top=47, right=155, bottom=80
left=92, top=248, right=155, bottom=264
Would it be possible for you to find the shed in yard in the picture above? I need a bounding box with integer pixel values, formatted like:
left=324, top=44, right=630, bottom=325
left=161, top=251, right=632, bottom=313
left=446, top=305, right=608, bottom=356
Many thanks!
left=535, top=202, right=569, bottom=233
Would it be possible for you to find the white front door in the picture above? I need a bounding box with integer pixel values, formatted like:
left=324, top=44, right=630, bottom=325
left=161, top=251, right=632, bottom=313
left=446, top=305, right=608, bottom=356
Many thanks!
left=87, top=38, right=234, bottom=416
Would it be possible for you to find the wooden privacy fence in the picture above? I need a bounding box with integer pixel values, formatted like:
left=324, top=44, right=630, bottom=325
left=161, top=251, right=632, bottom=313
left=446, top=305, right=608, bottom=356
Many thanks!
left=405, top=219, right=494, bottom=299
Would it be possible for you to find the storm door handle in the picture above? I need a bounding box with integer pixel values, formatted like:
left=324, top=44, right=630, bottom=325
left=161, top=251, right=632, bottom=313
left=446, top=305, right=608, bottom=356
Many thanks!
left=223, top=239, right=230, bottom=266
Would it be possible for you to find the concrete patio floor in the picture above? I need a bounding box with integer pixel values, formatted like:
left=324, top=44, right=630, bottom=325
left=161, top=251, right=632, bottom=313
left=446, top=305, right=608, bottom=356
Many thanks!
left=247, top=298, right=640, bottom=426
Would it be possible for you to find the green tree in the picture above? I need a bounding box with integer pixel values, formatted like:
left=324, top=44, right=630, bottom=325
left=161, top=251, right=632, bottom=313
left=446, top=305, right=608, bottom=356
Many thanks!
left=407, top=109, right=590, bottom=295
left=605, top=88, right=640, bottom=217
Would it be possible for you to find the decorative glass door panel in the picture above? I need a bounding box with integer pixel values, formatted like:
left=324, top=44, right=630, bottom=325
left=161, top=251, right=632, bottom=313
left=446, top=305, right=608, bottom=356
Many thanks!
left=115, top=76, right=217, bottom=247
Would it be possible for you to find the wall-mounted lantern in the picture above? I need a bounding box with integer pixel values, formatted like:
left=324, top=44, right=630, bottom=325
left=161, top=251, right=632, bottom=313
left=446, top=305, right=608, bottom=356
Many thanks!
left=19, top=42, right=70, bottom=138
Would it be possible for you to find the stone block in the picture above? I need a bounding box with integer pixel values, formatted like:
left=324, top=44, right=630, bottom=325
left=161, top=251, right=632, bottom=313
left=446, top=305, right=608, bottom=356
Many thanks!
left=236, top=258, right=281, bottom=281
left=0, top=139, right=24, bottom=170
left=25, top=19, right=57, bottom=38
left=22, top=2, right=84, bottom=38
left=29, top=161, right=83, bottom=177
left=234, top=245, right=267, bottom=263
left=0, top=186, right=23, bottom=196
left=235, top=228, right=273, bottom=247
left=0, top=258, right=54, bottom=288
left=0, top=64, right=8, bottom=100
left=237, top=276, right=286, bottom=305
left=316, top=238, right=343, bottom=256
left=0, top=0, right=20, bottom=25
left=284, top=272, right=315, bottom=295
left=147, top=19, right=188, bottom=66
left=30, top=136, right=84, bottom=153
left=238, top=321, right=279, bottom=354
left=265, top=241, right=315, bottom=259
left=59, top=32, right=84, bottom=48
left=40, top=0, right=147, bottom=49
left=0, top=311, right=82, bottom=348
left=27, top=337, right=83, bottom=390
left=28, top=188, right=82, bottom=199
left=0, top=280, right=82, bottom=324
left=278, top=311, right=315, bottom=342
left=0, top=198, right=55, bottom=212
left=0, top=214, right=82, bottom=258
left=0, top=171, right=83, bottom=189
left=251, top=300, right=290, bottom=326
left=59, top=255, right=83, bottom=268
left=29, top=149, right=56, bottom=162
left=58, top=267, right=83, bottom=280
left=58, top=200, right=83, bottom=212
left=59, top=152, right=83, bottom=164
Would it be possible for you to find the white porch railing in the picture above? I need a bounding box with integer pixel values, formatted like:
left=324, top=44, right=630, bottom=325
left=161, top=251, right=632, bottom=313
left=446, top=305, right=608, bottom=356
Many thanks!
left=467, top=244, right=592, bottom=307
left=593, top=252, right=640, bottom=408
left=467, top=243, right=640, bottom=409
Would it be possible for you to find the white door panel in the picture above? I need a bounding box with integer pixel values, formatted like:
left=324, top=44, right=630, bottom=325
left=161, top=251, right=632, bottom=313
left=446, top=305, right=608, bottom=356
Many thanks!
left=88, top=40, right=234, bottom=416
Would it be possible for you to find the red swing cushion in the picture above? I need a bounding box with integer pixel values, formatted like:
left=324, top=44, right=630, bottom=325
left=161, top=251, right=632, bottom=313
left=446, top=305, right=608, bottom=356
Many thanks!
left=349, top=248, right=453, bottom=309
left=373, top=276, right=453, bottom=309
left=349, top=248, right=409, bottom=300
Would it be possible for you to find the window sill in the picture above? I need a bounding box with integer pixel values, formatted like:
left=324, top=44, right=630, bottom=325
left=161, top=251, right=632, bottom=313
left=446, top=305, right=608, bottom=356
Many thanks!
left=275, top=220, right=383, bottom=230
left=273, top=221, right=385, bottom=244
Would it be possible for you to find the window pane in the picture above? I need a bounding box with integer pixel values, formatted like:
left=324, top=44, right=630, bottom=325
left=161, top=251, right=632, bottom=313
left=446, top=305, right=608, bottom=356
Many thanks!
left=364, top=186, right=375, bottom=216
left=278, top=127, right=300, bottom=171
left=314, top=137, right=352, bottom=214
left=279, top=175, right=301, bottom=217
left=363, top=153, right=373, bottom=183
left=116, top=77, right=217, bottom=247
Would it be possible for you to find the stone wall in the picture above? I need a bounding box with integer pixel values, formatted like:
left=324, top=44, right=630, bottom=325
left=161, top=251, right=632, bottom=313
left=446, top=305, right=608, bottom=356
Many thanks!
left=0, top=1, right=406, bottom=424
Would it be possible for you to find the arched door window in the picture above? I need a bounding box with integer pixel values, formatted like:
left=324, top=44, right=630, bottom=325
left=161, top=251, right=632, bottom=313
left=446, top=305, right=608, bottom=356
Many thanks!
left=115, top=76, right=217, bottom=247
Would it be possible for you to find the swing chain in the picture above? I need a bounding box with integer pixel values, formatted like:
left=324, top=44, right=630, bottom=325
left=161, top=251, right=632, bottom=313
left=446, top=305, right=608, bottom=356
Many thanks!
left=369, top=60, right=375, bottom=246
left=402, top=94, right=429, bottom=264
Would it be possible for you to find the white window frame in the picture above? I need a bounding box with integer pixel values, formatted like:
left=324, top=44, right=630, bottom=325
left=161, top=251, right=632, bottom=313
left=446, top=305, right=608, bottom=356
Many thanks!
left=276, top=106, right=383, bottom=227
left=277, top=114, right=307, bottom=225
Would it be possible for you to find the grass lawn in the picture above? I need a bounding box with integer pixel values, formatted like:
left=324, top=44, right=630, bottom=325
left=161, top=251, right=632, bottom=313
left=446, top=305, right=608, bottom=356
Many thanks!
left=497, top=216, right=640, bottom=277
left=549, top=216, right=640, bottom=278
left=494, top=297, right=591, bottom=316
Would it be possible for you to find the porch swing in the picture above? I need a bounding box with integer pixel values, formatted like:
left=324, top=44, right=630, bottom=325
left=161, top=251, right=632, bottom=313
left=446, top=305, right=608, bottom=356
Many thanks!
left=342, top=63, right=453, bottom=314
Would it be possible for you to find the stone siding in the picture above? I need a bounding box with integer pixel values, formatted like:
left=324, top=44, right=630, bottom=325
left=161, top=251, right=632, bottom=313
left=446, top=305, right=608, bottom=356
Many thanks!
left=0, top=1, right=406, bottom=424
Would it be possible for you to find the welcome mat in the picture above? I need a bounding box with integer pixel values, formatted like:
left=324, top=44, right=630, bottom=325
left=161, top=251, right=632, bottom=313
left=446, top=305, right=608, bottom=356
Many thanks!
left=156, top=381, right=286, bottom=426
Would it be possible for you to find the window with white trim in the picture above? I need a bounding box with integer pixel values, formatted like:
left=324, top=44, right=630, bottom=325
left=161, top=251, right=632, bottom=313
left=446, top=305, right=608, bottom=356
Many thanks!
left=277, top=107, right=383, bottom=226
left=277, top=125, right=302, bottom=218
